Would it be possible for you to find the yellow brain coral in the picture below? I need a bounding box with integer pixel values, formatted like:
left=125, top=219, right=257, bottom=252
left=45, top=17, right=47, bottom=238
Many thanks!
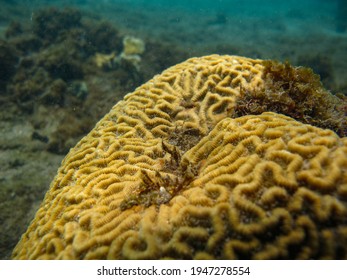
left=12, top=55, right=347, bottom=259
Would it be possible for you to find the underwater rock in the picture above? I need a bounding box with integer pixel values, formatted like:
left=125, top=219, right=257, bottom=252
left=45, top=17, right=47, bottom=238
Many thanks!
left=83, top=21, right=122, bottom=54
left=39, top=79, right=67, bottom=106
left=46, top=112, right=93, bottom=155
left=5, top=21, right=23, bottom=39
left=32, top=7, right=82, bottom=43
left=9, top=35, right=42, bottom=55
left=0, top=40, right=19, bottom=92
left=8, top=66, right=51, bottom=112
left=38, top=44, right=84, bottom=81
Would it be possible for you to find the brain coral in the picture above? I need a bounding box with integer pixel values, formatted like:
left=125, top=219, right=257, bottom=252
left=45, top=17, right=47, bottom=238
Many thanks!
left=12, top=55, right=347, bottom=259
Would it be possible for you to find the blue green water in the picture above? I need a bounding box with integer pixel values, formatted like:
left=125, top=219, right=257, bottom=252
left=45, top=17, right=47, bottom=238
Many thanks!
left=3, top=0, right=344, bottom=30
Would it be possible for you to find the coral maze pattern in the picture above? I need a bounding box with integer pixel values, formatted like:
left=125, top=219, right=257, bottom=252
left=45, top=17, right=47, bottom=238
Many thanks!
left=12, top=55, right=347, bottom=259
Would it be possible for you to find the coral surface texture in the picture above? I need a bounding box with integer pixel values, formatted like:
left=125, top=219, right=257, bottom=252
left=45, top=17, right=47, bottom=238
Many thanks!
left=12, top=55, right=347, bottom=259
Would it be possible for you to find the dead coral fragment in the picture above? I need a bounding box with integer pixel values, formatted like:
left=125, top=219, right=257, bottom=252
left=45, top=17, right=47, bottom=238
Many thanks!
left=118, top=36, right=145, bottom=71
left=93, top=36, right=145, bottom=71
left=122, top=36, right=145, bottom=55
left=94, top=52, right=117, bottom=69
